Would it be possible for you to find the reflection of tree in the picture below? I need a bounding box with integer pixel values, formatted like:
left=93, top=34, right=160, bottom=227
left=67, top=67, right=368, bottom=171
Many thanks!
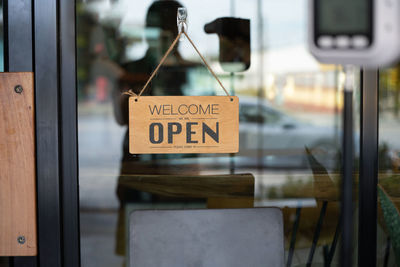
left=380, top=65, right=400, bottom=117
left=397, top=67, right=400, bottom=118
left=379, top=175, right=400, bottom=200
left=379, top=143, right=393, bottom=171
left=378, top=183, right=400, bottom=266
left=76, top=3, right=126, bottom=101
left=77, top=3, right=97, bottom=98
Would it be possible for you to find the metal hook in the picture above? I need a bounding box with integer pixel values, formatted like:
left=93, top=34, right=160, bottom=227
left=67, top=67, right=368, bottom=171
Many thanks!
left=177, top=7, right=187, bottom=41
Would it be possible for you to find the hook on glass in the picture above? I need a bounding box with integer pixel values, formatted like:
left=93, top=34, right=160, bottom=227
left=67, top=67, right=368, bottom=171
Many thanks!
left=177, top=7, right=187, bottom=41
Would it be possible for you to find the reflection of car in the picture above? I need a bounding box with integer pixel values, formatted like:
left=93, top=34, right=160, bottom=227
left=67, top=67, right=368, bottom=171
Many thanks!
left=238, top=97, right=339, bottom=168
left=128, top=96, right=342, bottom=170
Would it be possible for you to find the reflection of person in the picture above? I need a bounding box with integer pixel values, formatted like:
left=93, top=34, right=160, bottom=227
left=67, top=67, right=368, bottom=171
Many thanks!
left=113, top=0, right=198, bottom=163
left=88, top=16, right=125, bottom=103
left=113, top=0, right=196, bottom=126
left=113, top=0, right=200, bottom=256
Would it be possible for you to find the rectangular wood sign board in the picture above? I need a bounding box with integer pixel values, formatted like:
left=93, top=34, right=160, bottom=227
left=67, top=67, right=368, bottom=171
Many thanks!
left=129, top=96, right=239, bottom=154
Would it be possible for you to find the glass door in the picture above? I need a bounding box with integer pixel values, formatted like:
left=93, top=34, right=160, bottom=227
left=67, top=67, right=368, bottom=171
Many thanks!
left=74, top=0, right=394, bottom=266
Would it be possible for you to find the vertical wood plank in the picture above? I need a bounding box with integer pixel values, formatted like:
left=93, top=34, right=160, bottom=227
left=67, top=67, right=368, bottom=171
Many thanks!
left=0, top=72, right=37, bottom=256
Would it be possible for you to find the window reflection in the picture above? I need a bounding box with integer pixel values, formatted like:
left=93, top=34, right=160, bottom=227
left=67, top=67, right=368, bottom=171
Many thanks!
left=77, top=0, right=357, bottom=266
left=378, top=65, right=400, bottom=266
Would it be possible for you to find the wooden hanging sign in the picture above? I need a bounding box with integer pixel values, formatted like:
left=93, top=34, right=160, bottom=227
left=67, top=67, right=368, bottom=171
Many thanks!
left=127, top=19, right=239, bottom=154
left=129, top=96, right=239, bottom=154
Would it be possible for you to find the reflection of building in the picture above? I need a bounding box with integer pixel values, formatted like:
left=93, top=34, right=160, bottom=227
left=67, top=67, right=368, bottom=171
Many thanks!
left=229, top=46, right=342, bottom=113
left=275, top=69, right=341, bottom=113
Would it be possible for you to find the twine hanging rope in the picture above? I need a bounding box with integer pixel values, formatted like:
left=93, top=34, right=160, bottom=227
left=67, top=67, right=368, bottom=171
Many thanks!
left=123, top=29, right=232, bottom=100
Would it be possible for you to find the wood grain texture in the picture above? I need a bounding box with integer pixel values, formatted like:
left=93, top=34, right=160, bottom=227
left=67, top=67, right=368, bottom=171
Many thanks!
left=129, top=96, right=239, bottom=154
left=118, top=173, right=254, bottom=199
left=0, top=72, right=37, bottom=256
left=207, top=197, right=254, bottom=209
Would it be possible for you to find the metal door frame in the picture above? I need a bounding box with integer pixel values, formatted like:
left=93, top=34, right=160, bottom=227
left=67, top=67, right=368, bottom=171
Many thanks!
left=3, top=0, right=80, bottom=266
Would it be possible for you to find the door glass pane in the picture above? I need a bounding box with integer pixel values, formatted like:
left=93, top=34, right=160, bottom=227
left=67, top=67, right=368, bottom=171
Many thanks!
left=77, top=0, right=360, bottom=266
left=378, top=66, right=400, bottom=266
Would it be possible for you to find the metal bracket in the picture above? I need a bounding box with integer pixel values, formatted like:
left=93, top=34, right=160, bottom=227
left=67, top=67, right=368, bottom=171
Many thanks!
left=177, top=7, right=187, bottom=41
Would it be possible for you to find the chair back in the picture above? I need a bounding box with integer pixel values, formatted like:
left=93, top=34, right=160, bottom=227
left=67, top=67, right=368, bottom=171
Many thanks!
left=129, top=208, right=284, bottom=267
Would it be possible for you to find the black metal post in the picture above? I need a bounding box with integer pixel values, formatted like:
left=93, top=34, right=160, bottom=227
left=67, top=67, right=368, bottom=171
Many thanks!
left=306, top=201, right=328, bottom=267
left=358, top=69, right=379, bottom=267
left=59, top=1, right=81, bottom=266
left=325, top=212, right=341, bottom=266
left=33, top=0, right=63, bottom=265
left=287, top=207, right=302, bottom=267
left=340, top=87, right=354, bottom=267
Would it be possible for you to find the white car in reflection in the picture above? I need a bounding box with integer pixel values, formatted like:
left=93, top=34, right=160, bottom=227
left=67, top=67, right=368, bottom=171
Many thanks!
left=236, top=97, right=340, bottom=169
left=137, top=97, right=343, bottom=170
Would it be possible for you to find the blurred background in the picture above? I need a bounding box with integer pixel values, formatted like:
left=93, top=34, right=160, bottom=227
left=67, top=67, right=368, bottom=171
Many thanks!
left=73, top=0, right=400, bottom=266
